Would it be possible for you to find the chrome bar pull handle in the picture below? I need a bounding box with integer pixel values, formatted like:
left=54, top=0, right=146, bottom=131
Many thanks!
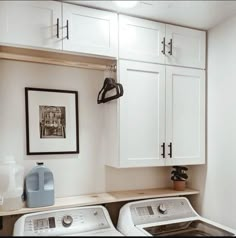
left=168, top=39, right=173, bottom=55
left=161, top=37, right=166, bottom=55
left=168, top=142, right=172, bottom=158
left=66, top=20, right=69, bottom=40
left=161, top=142, right=165, bottom=158
left=56, top=18, right=59, bottom=38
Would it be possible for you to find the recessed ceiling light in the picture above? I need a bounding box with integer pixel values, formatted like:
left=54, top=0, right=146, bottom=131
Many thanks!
left=113, top=1, right=138, bottom=9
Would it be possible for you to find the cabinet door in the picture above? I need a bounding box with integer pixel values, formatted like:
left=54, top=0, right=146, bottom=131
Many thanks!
left=165, top=24, right=206, bottom=69
left=119, top=60, right=166, bottom=167
left=119, top=15, right=165, bottom=64
left=0, top=1, right=62, bottom=50
left=63, top=4, right=118, bottom=58
left=165, top=66, right=205, bottom=166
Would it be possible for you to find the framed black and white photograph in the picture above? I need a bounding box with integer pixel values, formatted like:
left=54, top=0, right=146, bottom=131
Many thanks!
left=25, top=87, right=79, bottom=155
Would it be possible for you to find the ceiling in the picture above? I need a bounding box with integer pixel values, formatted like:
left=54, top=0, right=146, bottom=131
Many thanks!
left=64, top=1, right=236, bottom=30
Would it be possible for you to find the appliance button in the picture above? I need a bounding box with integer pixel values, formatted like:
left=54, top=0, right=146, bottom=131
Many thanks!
left=158, top=204, right=167, bottom=214
left=62, top=215, right=73, bottom=227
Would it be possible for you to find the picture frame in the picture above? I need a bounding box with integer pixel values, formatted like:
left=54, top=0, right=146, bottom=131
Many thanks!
left=25, top=87, right=79, bottom=155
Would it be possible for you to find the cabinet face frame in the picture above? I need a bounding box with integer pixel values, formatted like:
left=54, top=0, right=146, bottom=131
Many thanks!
left=118, top=60, right=166, bottom=167
left=62, top=4, right=118, bottom=58
left=165, top=66, right=205, bottom=166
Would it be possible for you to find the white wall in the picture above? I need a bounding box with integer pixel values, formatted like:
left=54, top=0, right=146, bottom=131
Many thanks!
left=0, top=59, right=171, bottom=198
left=190, top=14, right=236, bottom=229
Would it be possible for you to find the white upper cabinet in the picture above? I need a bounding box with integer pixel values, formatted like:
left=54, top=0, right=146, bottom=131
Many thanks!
left=118, top=15, right=206, bottom=69
left=62, top=4, right=118, bottom=58
left=118, top=60, right=166, bottom=167
left=0, top=1, right=118, bottom=58
left=165, top=24, right=206, bottom=69
left=106, top=62, right=205, bottom=168
left=0, top=1, right=62, bottom=50
left=165, top=66, right=205, bottom=166
left=119, top=15, right=166, bottom=64
left=0, top=2, right=205, bottom=63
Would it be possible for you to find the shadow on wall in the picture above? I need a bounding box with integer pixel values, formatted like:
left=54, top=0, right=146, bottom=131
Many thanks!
left=105, top=166, right=173, bottom=192
left=187, top=164, right=207, bottom=214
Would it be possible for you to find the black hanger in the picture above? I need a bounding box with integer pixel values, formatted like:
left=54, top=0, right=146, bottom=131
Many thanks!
left=97, top=78, right=124, bottom=104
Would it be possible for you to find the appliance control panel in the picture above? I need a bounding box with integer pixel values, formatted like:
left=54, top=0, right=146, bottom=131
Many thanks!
left=130, top=197, right=197, bottom=225
left=22, top=206, right=110, bottom=236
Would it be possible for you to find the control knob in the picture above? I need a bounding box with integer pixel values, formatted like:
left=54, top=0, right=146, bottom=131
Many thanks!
left=62, top=215, right=73, bottom=227
left=158, top=204, right=167, bottom=214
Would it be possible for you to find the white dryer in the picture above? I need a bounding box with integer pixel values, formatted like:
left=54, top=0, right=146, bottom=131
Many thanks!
left=117, top=197, right=236, bottom=236
left=13, top=205, right=123, bottom=236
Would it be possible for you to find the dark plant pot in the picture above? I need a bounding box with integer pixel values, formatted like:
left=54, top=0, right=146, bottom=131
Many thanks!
left=173, top=180, right=186, bottom=191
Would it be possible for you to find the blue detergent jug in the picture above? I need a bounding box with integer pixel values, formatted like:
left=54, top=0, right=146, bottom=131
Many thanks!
left=25, top=162, right=54, bottom=208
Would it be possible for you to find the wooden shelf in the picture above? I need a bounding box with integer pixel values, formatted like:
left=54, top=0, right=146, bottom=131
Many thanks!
left=0, top=45, right=116, bottom=71
left=0, top=187, right=199, bottom=216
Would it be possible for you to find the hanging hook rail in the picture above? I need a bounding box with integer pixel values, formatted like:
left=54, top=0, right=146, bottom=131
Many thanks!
left=111, top=64, right=117, bottom=72
left=0, top=45, right=117, bottom=72
left=106, top=64, right=117, bottom=73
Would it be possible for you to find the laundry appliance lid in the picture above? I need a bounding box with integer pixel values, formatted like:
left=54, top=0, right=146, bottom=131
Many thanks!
left=138, top=217, right=235, bottom=236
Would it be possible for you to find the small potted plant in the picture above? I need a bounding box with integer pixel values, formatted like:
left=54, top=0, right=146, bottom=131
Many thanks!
left=171, top=166, right=188, bottom=191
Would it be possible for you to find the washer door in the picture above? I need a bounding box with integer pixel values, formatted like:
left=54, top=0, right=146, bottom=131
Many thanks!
left=143, top=220, right=235, bottom=236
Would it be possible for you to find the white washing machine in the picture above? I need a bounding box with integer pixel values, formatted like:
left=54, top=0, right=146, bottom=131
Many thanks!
left=13, top=205, right=123, bottom=236
left=117, top=197, right=236, bottom=236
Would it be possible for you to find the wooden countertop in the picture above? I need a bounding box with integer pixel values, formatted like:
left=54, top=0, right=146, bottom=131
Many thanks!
left=0, top=187, right=199, bottom=216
